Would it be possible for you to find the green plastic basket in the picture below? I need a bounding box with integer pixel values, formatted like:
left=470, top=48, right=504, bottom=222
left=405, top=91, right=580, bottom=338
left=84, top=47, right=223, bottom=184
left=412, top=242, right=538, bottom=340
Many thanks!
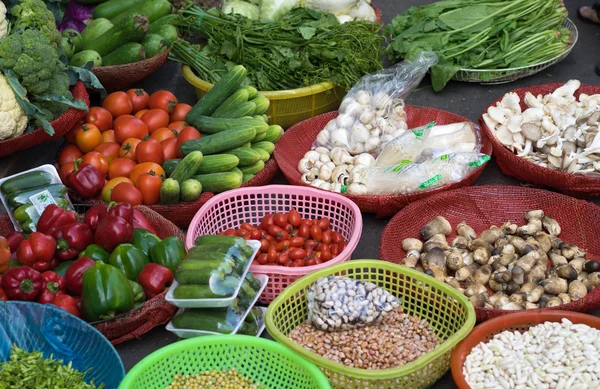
left=118, top=335, right=331, bottom=389
left=266, top=260, right=476, bottom=389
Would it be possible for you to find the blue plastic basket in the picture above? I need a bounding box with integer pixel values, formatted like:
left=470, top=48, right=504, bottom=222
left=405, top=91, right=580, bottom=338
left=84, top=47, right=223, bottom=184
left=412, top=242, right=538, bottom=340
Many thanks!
left=0, top=301, right=125, bottom=389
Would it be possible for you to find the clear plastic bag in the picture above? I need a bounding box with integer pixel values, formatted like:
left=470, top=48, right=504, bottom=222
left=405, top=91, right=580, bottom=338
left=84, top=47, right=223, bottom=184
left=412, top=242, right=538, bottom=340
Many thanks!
left=307, top=276, right=401, bottom=332
left=237, top=307, right=265, bottom=336
left=312, top=51, right=438, bottom=156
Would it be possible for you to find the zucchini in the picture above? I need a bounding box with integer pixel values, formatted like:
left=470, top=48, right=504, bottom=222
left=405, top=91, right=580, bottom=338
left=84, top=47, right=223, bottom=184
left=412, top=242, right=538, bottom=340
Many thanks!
left=239, top=160, right=265, bottom=175
left=180, top=127, right=256, bottom=156
left=153, top=24, right=178, bottom=46
left=252, top=147, right=270, bottom=162
left=195, top=235, right=245, bottom=247
left=186, top=65, right=247, bottom=120
left=180, top=179, right=202, bottom=202
left=84, top=14, right=149, bottom=56
left=217, top=102, right=256, bottom=119
left=163, top=159, right=181, bottom=177
left=226, top=147, right=261, bottom=166
left=242, top=174, right=254, bottom=184
left=252, top=141, right=275, bottom=154
left=230, top=167, right=243, bottom=178
left=111, top=0, right=173, bottom=25
left=264, top=125, right=283, bottom=143
left=62, top=29, right=83, bottom=52
left=61, top=38, right=76, bottom=59
left=211, top=89, right=249, bottom=118
left=148, top=14, right=178, bottom=33
left=197, top=154, right=239, bottom=174
left=170, top=151, right=203, bottom=183
left=193, top=172, right=242, bottom=193
left=250, top=95, right=270, bottom=115
left=7, top=184, right=68, bottom=208
left=141, top=34, right=167, bottom=58
left=81, top=18, right=114, bottom=47
left=1, top=171, right=54, bottom=196
left=241, top=86, right=258, bottom=99
left=102, top=43, right=145, bottom=66
left=93, top=0, right=147, bottom=20
left=160, top=178, right=180, bottom=204
left=69, top=50, right=102, bottom=68
left=193, top=116, right=268, bottom=135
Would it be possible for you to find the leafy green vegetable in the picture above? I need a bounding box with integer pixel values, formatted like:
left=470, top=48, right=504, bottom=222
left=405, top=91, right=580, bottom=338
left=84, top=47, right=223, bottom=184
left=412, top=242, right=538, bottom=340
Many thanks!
left=66, top=65, right=107, bottom=97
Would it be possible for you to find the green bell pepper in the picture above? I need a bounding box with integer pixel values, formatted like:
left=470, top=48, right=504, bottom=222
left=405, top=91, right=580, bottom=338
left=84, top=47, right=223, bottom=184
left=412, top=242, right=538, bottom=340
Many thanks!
left=128, top=280, right=147, bottom=308
left=149, top=236, right=185, bottom=273
left=79, top=244, right=110, bottom=263
left=81, top=262, right=134, bottom=322
left=109, top=244, right=150, bottom=281
left=53, top=260, right=74, bottom=277
left=132, top=228, right=161, bottom=256
left=14, top=204, right=39, bottom=233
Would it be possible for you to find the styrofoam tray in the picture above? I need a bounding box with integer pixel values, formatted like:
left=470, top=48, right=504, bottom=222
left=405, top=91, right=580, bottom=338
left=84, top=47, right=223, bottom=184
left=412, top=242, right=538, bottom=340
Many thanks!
left=165, top=240, right=261, bottom=308
left=166, top=274, right=269, bottom=339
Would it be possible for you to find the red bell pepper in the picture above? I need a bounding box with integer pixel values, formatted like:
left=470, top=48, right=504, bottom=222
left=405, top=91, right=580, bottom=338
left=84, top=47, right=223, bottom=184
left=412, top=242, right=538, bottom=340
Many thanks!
left=94, top=215, right=133, bottom=252
left=84, top=204, right=108, bottom=231
left=37, top=205, right=77, bottom=238
left=55, top=222, right=93, bottom=261
left=108, top=202, right=133, bottom=223
left=132, top=209, right=157, bottom=235
left=1, top=266, right=42, bottom=301
left=37, top=271, right=67, bottom=304
left=6, top=231, right=25, bottom=253
left=67, top=159, right=104, bottom=198
left=52, top=294, right=81, bottom=317
left=16, top=232, right=56, bottom=272
left=64, top=256, right=95, bottom=295
left=137, top=263, right=173, bottom=299
left=0, top=236, right=10, bottom=274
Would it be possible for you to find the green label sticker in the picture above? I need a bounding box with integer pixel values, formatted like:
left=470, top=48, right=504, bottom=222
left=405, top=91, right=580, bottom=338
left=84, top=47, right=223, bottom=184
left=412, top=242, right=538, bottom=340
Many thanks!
left=440, top=154, right=449, bottom=160
left=412, top=121, right=435, bottom=137
left=419, top=174, right=442, bottom=189
left=412, top=129, right=424, bottom=137
left=341, top=185, right=347, bottom=194
left=393, top=160, right=412, bottom=172
left=468, top=155, right=491, bottom=167
left=29, top=190, right=57, bottom=221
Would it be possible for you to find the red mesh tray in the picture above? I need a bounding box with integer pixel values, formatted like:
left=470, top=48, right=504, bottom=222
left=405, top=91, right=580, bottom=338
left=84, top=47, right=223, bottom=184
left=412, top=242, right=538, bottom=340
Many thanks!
left=92, top=51, right=169, bottom=93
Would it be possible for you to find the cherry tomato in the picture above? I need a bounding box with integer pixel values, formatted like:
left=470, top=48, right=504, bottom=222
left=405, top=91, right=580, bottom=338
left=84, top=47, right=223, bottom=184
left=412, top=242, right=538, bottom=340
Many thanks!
left=58, top=144, right=83, bottom=167
left=113, top=115, right=149, bottom=143
left=175, top=127, right=202, bottom=157
left=305, top=257, right=317, bottom=266
left=285, top=223, right=294, bottom=234
left=241, top=222, right=255, bottom=231
left=322, top=229, right=332, bottom=245
left=161, top=138, right=178, bottom=161
left=298, top=224, right=310, bottom=239
left=249, top=230, right=261, bottom=240
left=75, top=123, right=102, bottom=153
left=289, top=248, right=306, bottom=260
left=59, top=162, right=74, bottom=183
left=102, top=91, right=132, bottom=117
left=102, top=177, right=133, bottom=203
left=136, top=172, right=162, bottom=205
left=288, top=209, right=301, bottom=227
left=273, top=213, right=287, bottom=228
left=170, top=103, right=192, bottom=122
left=294, top=259, right=304, bottom=267
left=136, top=138, right=164, bottom=165
left=304, top=239, right=317, bottom=250
left=129, top=162, right=165, bottom=184
left=275, top=240, right=290, bottom=252
left=260, top=239, right=270, bottom=253
left=126, top=88, right=149, bottom=113
left=290, top=237, right=304, bottom=247
left=81, top=151, right=108, bottom=176
left=314, top=256, right=323, bottom=265
left=235, top=229, right=246, bottom=238
left=148, top=90, right=177, bottom=113
left=319, top=244, right=330, bottom=253
left=278, top=252, right=289, bottom=265
left=267, top=225, right=289, bottom=241
left=332, top=231, right=344, bottom=244
left=108, top=158, right=137, bottom=180
left=260, top=214, right=275, bottom=230
left=265, top=234, right=276, bottom=244
left=134, top=109, right=148, bottom=119
left=94, top=142, right=120, bottom=164
left=321, top=249, right=332, bottom=262
left=257, top=253, right=268, bottom=265
left=318, top=217, right=330, bottom=230
left=111, top=182, right=143, bottom=205
left=85, top=106, right=113, bottom=132
left=310, top=225, right=323, bottom=242
left=167, top=121, right=187, bottom=130
left=65, top=121, right=83, bottom=144
left=141, top=109, right=170, bottom=134
left=267, top=246, right=278, bottom=264
left=221, top=229, right=236, bottom=236
left=102, top=130, right=116, bottom=143
left=119, top=138, right=141, bottom=161
left=305, top=248, right=314, bottom=257
left=330, top=244, right=341, bottom=256
left=150, top=128, right=177, bottom=142
left=302, top=219, right=314, bottom=227
left=287, top=262, right=297, bottom=268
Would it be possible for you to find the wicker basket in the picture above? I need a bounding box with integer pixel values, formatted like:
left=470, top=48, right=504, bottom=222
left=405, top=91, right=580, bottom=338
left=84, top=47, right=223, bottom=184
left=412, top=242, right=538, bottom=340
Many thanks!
left=92, top=51, right=169, bottom=93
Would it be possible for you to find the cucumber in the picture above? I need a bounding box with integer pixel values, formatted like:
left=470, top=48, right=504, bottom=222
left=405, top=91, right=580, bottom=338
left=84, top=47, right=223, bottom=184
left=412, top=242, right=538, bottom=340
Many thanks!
left=84, top=14, right=149, bottom=56
left=264, top=125, right=283, bottom=143
left=252, top=147, right=270, bottom=162
left=186, top=65, right=247, bottom=120
left=242, top=142, right=252, bottom=148
left=211, top=89, right=249, bottom=118
left=148, top=14, right=178, bottom=33
left=250, top=95, right=270, bottom=115
left=111, top=0, right=173, bottom=25
left=252, top=141, right=275, bottom=154
left=230, top=168, right=243, bottom=178
left=176, top=265, right=221, bottom=285
left=241, top=86, right=258, bottom=99
left=171, top=309, right=236, bottom=333
left=197, top=154, right=239, bottom=174
left=226, top=147, right=261, bottom=166
left=217, top=102, right=256, bottom=119
left=261, top=114, right=269, bottom=122
left=93, top=0, right=147, bottom=20
left=102, top=43, right=145, bottom=66
left=195, top=235, right=245, bottom=247
left=141, top=34, right=167, bottom=58
left=81, top=18, right=114, bottom=47
left=69, top=50, right=102, bottom=68
left=170, top=151, right=203, bottom=183
left=1, top=171, right=54, bottom=196
left=180, top=179, right=202, bottom=202
left=193, top=116, right=268, bottom=135
left=172, top=286, right=224, bottom=300
left=7, top=184, right=68, bottom=208
left=179, top=127, right=256, bottom=156
left=242, top=174, right=254, bottom=183
left=153, top=24, right=178, bottom=46
left=239, top=160, right=264, bottom=175
left=252, top=115, right=266, bottom=122
left=193, top=172, right=242, bottom=193
left=160, top=178, right=180, bottom=204
left=252, top=131, right=267, bottom=142
left=62, top=29, right=83, bottom=52
left=163, top=159, right=181, bottom=177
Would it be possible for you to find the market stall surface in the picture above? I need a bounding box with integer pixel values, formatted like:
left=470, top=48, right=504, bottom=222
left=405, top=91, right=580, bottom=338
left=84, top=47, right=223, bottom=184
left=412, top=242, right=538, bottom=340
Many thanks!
left=1, top=0, right=599, bottom=387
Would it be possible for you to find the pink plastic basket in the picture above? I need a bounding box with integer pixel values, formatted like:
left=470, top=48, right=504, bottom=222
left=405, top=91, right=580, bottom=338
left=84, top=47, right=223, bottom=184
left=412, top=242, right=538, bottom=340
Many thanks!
left=186, top=185, right=363, bottom=304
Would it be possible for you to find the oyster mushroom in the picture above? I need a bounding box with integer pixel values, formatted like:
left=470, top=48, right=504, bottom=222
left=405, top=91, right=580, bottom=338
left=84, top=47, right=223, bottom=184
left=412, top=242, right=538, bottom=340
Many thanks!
left=521, top=123, right=542, bottom=141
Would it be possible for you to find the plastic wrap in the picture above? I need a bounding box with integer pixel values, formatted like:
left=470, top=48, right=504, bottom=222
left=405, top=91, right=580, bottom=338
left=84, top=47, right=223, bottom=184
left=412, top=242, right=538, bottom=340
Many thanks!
left=307, top=276, right=401, bottom=332
left=312, top=52, right=438, bottom=156
left=170, top=308, right=246, bottom=334
left=237, top=307, right=265, bottom=336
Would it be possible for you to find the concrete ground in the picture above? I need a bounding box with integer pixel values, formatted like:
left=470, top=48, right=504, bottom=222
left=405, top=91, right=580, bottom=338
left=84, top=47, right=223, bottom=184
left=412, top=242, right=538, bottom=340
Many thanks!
left=0, top=0, right=599, bottom=387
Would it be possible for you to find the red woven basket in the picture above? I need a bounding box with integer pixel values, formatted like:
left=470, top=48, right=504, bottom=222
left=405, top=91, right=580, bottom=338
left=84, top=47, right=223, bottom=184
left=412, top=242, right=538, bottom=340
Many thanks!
left=0, top=205, right=181, bottom=345
left=92, top=51, right=169, bottom=93
left=479, top=83, right=600, bottom=198
left=379, top=185, right=600, bottom=322
left=0, top=81, right=89, bottom=158
left=275, top=109, right=493, bottom=218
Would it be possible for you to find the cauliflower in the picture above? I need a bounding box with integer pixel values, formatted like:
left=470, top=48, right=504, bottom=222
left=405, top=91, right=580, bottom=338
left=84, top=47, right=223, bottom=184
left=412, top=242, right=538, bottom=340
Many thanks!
left=10, top=0, right=62, bottom=47
left=0, top=74, right=28, bottom=140
left=0, top=2, right=8, bottom=41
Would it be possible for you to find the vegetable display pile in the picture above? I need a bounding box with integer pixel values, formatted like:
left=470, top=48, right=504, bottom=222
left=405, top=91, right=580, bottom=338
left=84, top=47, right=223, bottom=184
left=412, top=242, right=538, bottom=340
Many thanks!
left=385, top=0, right=573, bottom=91
left=166, top=368, right=266, bottom=389
left=171, top=7, right=383, bottom=91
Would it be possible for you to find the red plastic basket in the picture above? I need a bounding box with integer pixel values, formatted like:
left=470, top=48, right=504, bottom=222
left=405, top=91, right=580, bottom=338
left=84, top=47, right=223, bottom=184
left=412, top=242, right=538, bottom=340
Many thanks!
left=451, top=310, right=600, bottom=389
left=0, top=81, right=89, bottom=158
left=275, top=109, right=492, bottom=218
left=185, top=185, right=363, bottom=304
left=379, top=185, right=600, bottom=322
left=480, top=82, right=600, bottom=198
left=92, top=51, right=169, bottom=93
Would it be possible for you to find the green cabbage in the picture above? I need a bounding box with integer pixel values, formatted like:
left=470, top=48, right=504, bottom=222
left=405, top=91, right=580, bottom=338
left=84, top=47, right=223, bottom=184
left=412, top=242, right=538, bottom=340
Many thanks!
left=259, top=0, right=301, bottom=21
left=222, top=0, right=260, bottom=19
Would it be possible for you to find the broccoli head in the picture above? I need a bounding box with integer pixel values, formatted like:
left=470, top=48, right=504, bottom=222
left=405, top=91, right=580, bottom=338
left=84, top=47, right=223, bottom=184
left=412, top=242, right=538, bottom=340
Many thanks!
left=10, top=0, right=62, bottom=47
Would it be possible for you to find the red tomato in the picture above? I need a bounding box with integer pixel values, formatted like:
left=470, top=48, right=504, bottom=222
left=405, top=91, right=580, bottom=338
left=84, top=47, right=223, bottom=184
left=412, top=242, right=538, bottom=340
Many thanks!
left=85, top=106, right=113, bottom=132
left=250, top=230, right=262, bottom=240
left=161, top=138, right=178, bottom=161
left=126, top=89, right=149, bottom=113
left=113, top=116, right=149, bottom=143
left=294, top=259, right=304, bottom=267
left=304, top=239, right=317, bottom=249
left=119, top=138, right=141, bottom=161
left=290, top=237, right=304, bottom=247
left=221, top=228, right=236, bottom=236
left=305, top=257, right=317, bottom=266
left=332, top=231, right=344, bottom=244
left=321, top=249, right=332, bottom=262
left=273, top=213, right=287, bottom=228
left=175, top=127, right=202, bottom=157
left=278, top=252, right=289, bottom=265
left=75, top=123, right=102, bottom=153
left=289, top=248, right=306, bottom=260
left=298, top=224, right=310, bottom=239
left=310, top=225, right=322, bottom=242
left=111, top=182, right=143, bottom=205
left=170, top=103, right=192, bottom=122
left=136, top=138, right=164, bottom=165
left=260, top=239, right=270, bottom=253
left=80, top=151, right=109, bottom=176
left=102, top=130, right=116, bottom=143
left=275, top=240, right=290, bottom=252
left=58, top=144, right=83, bottom=167
left=94, top=142, right=121, bottom=164
left=150, top=128, right=177, bottom=142
left=288, top=209, right=301, bottom=227
left=330, top=244, right=341, bottom=256
left=136, top=172, right=162, bottom=205
left=241, top=222, right=255, bottom=231
left=318, top=218, right=330, bottom=230
left=267, top=225, right=288, bottom=241
left=322, top=230, right=332, bottom=245
left=59, top=162, right=74, bottom=183
left=167, top=121, right=187, bottom=130
left=134, top=109, right=148, bottom=119
left=65, top=121, right=83, bottom=144
left=108, top=158, right=137, bottom=180
left=267, top=246, right=277, bottom=264
left=148, top=90, right=178, bottom=113
left=141, top=109, right=170, bottom=134
left=102, top=91, right=132, bottom=117
left=256, top=253, right=268, bottom=265
left=260, top=214, right=275, bottom=230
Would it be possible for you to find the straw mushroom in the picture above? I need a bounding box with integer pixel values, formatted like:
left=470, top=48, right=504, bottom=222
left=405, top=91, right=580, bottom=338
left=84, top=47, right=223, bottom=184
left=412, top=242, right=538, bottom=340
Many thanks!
left=420, top=216, right=452, bottom=241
